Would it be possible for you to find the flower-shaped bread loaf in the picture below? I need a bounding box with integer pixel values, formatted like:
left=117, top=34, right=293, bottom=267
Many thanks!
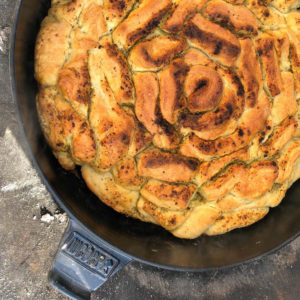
left=35, top=0, right=300, bottom=238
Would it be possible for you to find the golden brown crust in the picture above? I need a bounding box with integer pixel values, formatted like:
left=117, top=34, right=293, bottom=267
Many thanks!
left=128, top=120, right=153, bottom=156
left=271, top=72, right=297, bottom=125
left=272, top=0, right=300, bottom=13
left=50, top=0, right=85, bottom=26
left=103, top=0, right=136, bottom=30
left=180, top=88, right=240, bottom=140
left=79, top=2, right=107, bottom=36
left=183, top=49, right=212, bottom=66
left=260, top=116, right=298, bottom=157
left=205, top=0, right=259, bottom=36
left=238, top=38, right=262, bottom=107
left=202, top=161, right=278, bottom=201
left=36, top=87, right=67, bottom=152
left=134, top=72, right=179, bottom=149
left=233, top=161, right=279, bottom=198
left=277, top=141, right=300, bottom=184
left=183, top=13, right=241, bottom=66
left=129, top=36, right=188, bottom=71
left=205, top=207, right=269, bottom=236
left=37, top=86, right=97, bottom=164
left=201, top=164, right=246, bottom=200
left=172, top=205, right=221, bottom=238
left=54, top=92, right=97, bottom=164
left=163, top=0, right=208, bottom=33
left=82, top=165, right=141, bottom=218
left=88, top=49, right=134, bottom=169
left=113, top=157, right=144, bottom=189
left=247, top=0, right=285, bottom=29
left=141, top=180, right=197, bottom=210
left=196, top=148, right=249, bottom=184
left=256, top=35, right=283, bottom=97
left=180, top=92, right=270, bottom=160
left=158, top=59, right=189, bottom=124
left=71, top=2, right=107, bottom=51
left=184, top=65, right=223, bottom=113
left=285, top=12, right=300, bottom=32
left=137, top=149, right=199, bottom=182
left=270, top=31, right=291, bottom=72
left=134, top=72, right=159, bottom=133
left=216, top=195, right=245, bottom=212
left=58, top=53, right=90, bottom=118
left=137, top=197, right=192, bottom=231
left=113, top=0, right=172, bottom=48
left=36, top=0, right=300, bottom=239
left=35, top=16, right=71, bottom=86
left=284, top=28, right=300, bottom=98
left=97, top=36, right=134, bottom=104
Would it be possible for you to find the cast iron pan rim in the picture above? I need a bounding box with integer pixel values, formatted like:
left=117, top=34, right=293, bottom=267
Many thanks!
left=9, top=0, right=300, bottom=273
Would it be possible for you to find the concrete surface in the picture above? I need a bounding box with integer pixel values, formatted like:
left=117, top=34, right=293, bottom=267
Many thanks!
left=1, top=1, right=300, bottom=300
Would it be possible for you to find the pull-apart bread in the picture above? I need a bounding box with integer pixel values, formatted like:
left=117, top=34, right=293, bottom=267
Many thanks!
left=35, top=0, right=300, bottom=238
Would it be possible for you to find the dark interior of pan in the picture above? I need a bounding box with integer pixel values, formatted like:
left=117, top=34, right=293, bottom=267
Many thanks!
left=12, top=0, right=300, bottom=270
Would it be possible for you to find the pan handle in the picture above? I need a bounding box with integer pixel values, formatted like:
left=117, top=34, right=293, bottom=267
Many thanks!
left=49, top=219, right=132, bottom=300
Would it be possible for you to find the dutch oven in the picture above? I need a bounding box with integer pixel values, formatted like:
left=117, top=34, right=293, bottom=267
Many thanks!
left=10, top=0, right=300, bottom=299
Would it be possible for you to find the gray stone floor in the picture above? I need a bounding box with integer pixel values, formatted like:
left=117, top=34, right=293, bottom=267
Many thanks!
left=2, top=1, right=300, bottom=300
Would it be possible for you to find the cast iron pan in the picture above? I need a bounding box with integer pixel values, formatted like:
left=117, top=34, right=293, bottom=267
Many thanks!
left=10, top=0, right=300, bottom=299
